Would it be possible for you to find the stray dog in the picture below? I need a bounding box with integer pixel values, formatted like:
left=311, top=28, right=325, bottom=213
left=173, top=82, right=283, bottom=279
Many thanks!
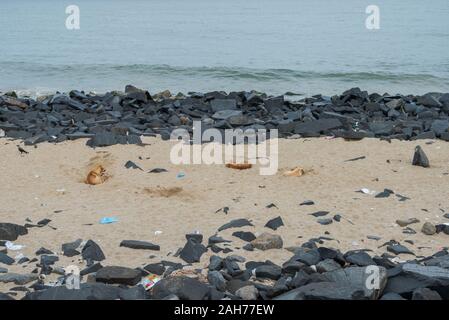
left=86, top=165, right=107, bottom=185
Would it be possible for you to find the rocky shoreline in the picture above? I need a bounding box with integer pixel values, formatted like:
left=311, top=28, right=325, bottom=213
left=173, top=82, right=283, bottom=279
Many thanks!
left=1, top=86, right=449, bottom=146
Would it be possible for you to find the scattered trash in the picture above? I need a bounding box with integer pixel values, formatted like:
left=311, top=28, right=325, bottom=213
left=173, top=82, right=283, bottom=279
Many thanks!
left=0, top=129, right=5, bottom=137
left=99, top=217, right=118, bottom=224
left=154, top=230, right=162, bottom=236
left=5, top=241, right=25, bottom=251
left=141, top=274, right=161, bottom=290
left=358, top=188, right=376, bottom=195
left=86, top=165, right=107, bottom=185
left=176, top=172, right=186, bottom=179
left=225, top=163, right=252, bottom=170
left=283, top=166, right=305, bottom=177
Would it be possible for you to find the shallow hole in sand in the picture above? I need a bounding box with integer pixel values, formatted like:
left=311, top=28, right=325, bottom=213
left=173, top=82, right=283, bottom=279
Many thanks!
left=143, top=186, right=184, bottom=197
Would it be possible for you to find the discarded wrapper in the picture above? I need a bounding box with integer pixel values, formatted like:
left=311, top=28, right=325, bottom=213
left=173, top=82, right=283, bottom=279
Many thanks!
left=6, top=241, right=25, bottom=251
left=176, top=172, right=186, bottom=179
left=141, top=274, right=161, bottom=290
left=99, top=217, right=118, bottom=224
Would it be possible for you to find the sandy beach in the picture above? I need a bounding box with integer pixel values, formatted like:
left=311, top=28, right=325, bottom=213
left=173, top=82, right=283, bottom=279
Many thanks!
left=1, top=136, right=448, bottom=296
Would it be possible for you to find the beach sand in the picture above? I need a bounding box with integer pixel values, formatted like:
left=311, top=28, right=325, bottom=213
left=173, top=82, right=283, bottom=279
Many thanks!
left=1, top=137, right=449, bottom=295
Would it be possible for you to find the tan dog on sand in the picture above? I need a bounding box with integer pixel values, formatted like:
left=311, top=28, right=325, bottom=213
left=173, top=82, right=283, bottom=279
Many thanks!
left=86, top=165, right=107, bottom=185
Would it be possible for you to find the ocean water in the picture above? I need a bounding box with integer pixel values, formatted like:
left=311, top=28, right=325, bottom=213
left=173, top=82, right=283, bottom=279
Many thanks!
left=0, top=0, right=448, bottom=96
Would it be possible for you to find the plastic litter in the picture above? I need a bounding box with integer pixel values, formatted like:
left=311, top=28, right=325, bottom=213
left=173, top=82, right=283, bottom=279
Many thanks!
left=99, top=217, right=118, bottom=224
left=176, top=172, right=185, bottom=179
left=154, top=230, right=162, bottom=235
left=359, top=188, right=376, bottom=195
left=0, top=129, right=5, bottom=137
left=141, top=274, right=161, bottom=290
left=5, top=241, right=25, bottom=251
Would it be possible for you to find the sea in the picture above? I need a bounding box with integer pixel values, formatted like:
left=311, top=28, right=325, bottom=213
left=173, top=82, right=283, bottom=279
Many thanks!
left=1, top=0, right=448, bottom=97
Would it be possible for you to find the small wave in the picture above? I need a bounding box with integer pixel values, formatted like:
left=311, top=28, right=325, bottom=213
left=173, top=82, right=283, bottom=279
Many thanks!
left=1, top=61, right=447, bottom=83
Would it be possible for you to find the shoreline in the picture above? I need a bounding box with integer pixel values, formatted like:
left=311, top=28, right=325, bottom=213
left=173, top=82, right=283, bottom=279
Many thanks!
left=1, top=86, right=449, bottom=147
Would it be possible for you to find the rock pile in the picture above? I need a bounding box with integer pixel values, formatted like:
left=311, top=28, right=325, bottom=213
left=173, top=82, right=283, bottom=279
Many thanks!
left=1, top=87, right=449, bottom=146
left=2, top=215, right=449, bottom=300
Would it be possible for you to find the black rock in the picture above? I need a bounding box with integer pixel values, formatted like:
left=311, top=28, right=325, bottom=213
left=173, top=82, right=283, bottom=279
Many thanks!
left=63, top=248, right=80, bottom=257
left=149, top=168, right=168, bottom=173
left=40, top=255, right=59, bottom=266
left=151, top=276, right=210, bottom=300
left=207, top=271, right=227, bottom=291
left=344, top=251, right=375, bottom=266
left=143, top=263, right=165, bottom=275
left=124, top=161, right=143, bottom=170
left=95, top=266, right=142, bottom=286
left=310, top=211, right=329, bottom=217
left=80, top=263, right=103, bottom=276
left=37, top=218, right=51, bottom=226
left=185, top=233, right=203, bottom=244
left=208, top=256, right=223, bottom=271
left=294, top=118, right=343, bottom=136
left=375, top=188, right=394, bottom=198
left=207, top=235, right=231, bottom=245
left=264, top=216, right=284, bottom=230
left=255, top=264, right=282, bottom=280
left=24, top=283, right=125, bottom=300
left=387, top=244, right=415, bottom=255
left=385, top=263, right=449, bottom=297
left=412, top=287, right=442, bottom=300
left=412, top=145, right=429, bottom=168
left=179, top=239, right=207, bottom=263
left=0, top=223, right=28, bottom=241
left=300, top=200, right=315, bottom=206
left=317, top=218, right=333, bottom=225
left=290, top=248, right=321, bottom=266
left=81, top=240, right=106, bottom=262
left=120, top=240, right=160, bottom=251
left=0, top=253, right=15, bottom=265
left=218, top=218, right=254, bottom=231
left=86, top=132, right=118, bottom=148
left=35, top=247, right=53, bottom=255
left=232, top=231, right=256, bottom=242
left=62, top=239, right=82, bottom=252
left=0, top=293, right=14, bottom=300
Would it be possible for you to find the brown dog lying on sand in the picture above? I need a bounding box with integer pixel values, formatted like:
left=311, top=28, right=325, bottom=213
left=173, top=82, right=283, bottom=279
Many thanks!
left=86, top=165, right=107, bottom=185
left=225, top=163, right=252, bottom=170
